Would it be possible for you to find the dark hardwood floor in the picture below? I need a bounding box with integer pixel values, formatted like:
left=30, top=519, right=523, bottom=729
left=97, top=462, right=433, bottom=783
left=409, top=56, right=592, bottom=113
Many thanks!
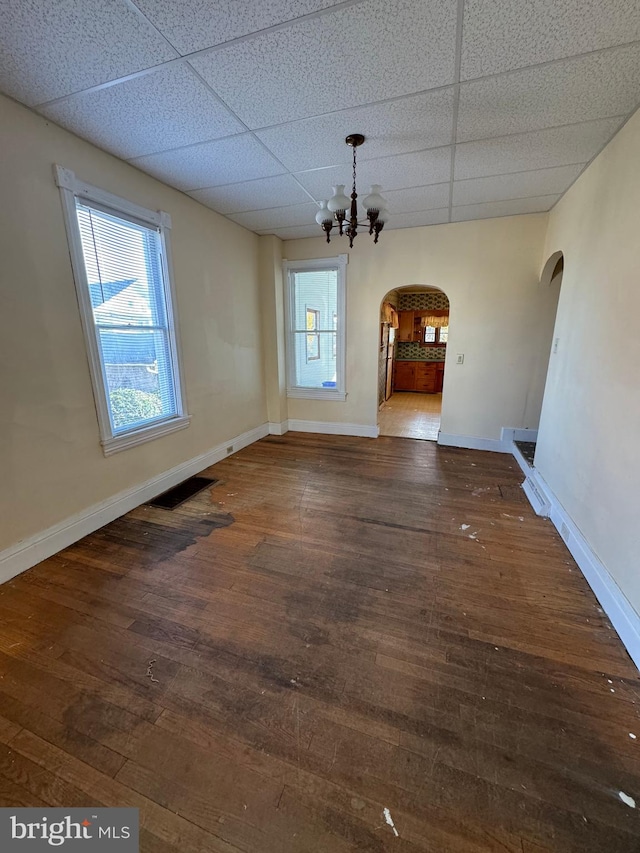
left=0, top=433, right=639, bottom=851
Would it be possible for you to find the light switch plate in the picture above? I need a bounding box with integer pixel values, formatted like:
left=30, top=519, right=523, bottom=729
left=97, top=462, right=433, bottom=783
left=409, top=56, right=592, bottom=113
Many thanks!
left=456, top=353, right=464, bottom=364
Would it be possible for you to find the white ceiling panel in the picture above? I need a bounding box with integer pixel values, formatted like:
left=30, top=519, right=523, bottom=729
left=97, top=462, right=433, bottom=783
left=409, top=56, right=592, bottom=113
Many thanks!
left=383, top=184, right=451, bottom=213
left=134, top=0, right=346, bottom=55
left=258, top=224, right=326, bottom=241
left=189, top=0, right=459, bottom=128
left=453, top=165, right=583, bottom=206
left=384, top=209, right=450, bottom=230
left=295, top=147, right=452, bottom=198
left=229, top=203, right=319, bottom=231
left=189, top=175, right=312, bottom=214
left=458, top=44, right=640, bottom=142
left=129, top=134, right=286, bottom=191
left=255, top=88, right=455, bottom=172
left=461, top=0, right=640, bottom=80
left=0, top=0, right=177, bottom=106
left=452, top=195, right=560, bottom=222
left=454, top=117, right=624, bottom=180
left=39, top=65, right=245, bottom=160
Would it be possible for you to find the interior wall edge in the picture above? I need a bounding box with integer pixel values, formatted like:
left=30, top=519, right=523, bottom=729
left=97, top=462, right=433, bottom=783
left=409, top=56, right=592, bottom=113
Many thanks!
left=0, top=422, right=270, bottom=585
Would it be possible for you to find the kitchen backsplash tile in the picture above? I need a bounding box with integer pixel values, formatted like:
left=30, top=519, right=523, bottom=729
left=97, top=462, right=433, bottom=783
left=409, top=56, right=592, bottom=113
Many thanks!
left=397, top=342, right=446, bottom=361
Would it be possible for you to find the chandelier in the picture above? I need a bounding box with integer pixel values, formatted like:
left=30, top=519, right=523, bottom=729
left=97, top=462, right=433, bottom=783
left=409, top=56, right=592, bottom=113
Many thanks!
left=315, top=134, right=389, bottom=247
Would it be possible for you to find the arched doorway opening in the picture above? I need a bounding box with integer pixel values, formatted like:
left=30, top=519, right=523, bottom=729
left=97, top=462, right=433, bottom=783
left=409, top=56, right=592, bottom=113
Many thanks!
left=517, top=251, right=564, bottom=468
left=377, top=285, right=450, bottom=441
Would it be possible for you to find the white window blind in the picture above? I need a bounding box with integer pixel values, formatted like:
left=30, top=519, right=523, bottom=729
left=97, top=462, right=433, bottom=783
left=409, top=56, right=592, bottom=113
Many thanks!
left=284, top=256, right=346, bottom=400
left=56, top=166, right=189, bottom=454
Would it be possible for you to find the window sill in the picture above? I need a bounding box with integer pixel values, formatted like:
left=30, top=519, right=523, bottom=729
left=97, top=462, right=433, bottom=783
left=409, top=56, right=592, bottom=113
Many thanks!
left=287, top=388, right=347, bottom=402
left=101, top=415, right=191, bottom=456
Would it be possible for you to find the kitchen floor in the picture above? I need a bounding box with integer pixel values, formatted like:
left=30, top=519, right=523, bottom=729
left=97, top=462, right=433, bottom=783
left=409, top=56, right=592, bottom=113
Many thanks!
left=378, top=391, right=442, bottom=440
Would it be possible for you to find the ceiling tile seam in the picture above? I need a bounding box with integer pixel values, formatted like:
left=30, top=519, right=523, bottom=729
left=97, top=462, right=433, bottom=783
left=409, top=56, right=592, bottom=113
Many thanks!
left=121, top=0, right=181, bottom=55
left=458, top=37, right=640, bottom=85
left=448, top=0, right=466, bottom=222
left=120, top=109, right=628, bottom=170
left=452, top=163, right=587, bottom=184
left=245, top=83, right=457, bottom=135
left=452, top=192, right=561, bottom=209
left=548, top=105, right=640, bottom=212
left=31, top=0, right=371, bottom=109
left=452, top=113, right=629, bottom=151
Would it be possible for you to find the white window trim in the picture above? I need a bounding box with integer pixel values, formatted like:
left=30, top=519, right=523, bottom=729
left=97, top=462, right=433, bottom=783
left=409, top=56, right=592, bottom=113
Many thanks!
left=283, top=254, right=347, bottom=401
left=54, top=165, right=190, bottom=455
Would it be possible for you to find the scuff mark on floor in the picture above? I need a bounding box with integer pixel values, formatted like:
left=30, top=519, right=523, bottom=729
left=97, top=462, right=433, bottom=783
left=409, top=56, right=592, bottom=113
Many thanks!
left=383, top=807, right=399, bottom=837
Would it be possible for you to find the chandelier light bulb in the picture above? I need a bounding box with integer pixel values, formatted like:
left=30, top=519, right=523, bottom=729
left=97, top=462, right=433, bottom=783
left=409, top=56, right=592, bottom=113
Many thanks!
left=315, top=200, right=332, bottom=225
left=363, top=184, right=386, bottom=213
left=327, top=185, right=350, bottom=214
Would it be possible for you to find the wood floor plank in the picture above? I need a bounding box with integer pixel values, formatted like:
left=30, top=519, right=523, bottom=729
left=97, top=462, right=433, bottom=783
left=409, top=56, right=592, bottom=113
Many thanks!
left=0, top=433, right=639, bottom=852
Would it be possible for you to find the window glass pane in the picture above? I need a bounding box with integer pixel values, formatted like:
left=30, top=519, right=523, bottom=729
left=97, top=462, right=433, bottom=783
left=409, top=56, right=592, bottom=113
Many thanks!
left=75, top=200, right=178, bottom=433
left=424, top=326, right=436, bottom=343
left=294, top=332, right=337, bottom=388
left=291, top=269, right=338, bottom=388
left=439, top=325, right=449, bottom=343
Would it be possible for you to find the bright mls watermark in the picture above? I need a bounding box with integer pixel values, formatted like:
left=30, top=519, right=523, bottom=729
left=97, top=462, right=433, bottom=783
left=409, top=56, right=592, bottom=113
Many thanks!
left=0, top=809, right=139, bottom=851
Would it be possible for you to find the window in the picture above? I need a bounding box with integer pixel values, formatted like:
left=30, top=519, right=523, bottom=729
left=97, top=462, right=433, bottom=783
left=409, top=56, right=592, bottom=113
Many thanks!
left=284, top=255, right=347, bottom=400
left=423, top=325, right=448, bottom=345
left=55, top=166, right=189, bottom=454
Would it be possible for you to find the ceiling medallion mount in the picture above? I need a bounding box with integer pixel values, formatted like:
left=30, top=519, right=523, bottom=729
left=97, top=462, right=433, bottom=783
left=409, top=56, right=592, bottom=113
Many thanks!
left=315, top=134, right=389, bottom=248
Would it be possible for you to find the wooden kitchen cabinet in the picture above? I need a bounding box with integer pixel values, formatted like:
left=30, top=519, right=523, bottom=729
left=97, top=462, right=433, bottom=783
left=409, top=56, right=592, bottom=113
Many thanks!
left=393, top=360, right=416, bottom=390
left=393, top=360, right=444, bottom=393
left=397, top=310, right=415, bottom=342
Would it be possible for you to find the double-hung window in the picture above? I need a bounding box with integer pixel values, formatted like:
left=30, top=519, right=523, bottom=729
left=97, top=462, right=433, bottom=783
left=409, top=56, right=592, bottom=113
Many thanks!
left=284, top=256, right=347, bottom=401
left=55, top=166, right=189, bottom=455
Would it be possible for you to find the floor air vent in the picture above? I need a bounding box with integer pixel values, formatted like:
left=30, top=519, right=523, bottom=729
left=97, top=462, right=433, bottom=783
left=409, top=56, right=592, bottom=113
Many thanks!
left=146, top=476, right=218, bottom=510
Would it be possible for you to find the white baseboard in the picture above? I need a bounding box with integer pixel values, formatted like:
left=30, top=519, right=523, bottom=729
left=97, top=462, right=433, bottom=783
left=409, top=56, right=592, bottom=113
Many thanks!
left=523, top=467, right=640, bottom=671
left=500, top=427, right=538, bottom=444
left=288, top=419, right=379, bottom=438
left=268, top=420, right=289, bottom=435
left=437, top=432, right=509, bottom=453
left=0, top=422, right=270, bottom=585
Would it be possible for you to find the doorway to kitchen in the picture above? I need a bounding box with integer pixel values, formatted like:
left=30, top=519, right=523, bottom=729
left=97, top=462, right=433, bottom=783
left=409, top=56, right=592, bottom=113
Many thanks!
left=377, top=286, right=449, bottom=441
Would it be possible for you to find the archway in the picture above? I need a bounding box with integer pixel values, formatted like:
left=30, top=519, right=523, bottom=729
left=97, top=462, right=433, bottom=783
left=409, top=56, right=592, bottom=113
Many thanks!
left=377, top=285, right=450, bottom=441
left=517, top=251, right=564, bottom=468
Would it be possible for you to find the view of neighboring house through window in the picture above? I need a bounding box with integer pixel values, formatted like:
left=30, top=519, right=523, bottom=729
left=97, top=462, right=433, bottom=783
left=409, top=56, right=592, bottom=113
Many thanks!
left=56, top=166, right=189, bottom=454
left=284, top=256, right=347, bottom=401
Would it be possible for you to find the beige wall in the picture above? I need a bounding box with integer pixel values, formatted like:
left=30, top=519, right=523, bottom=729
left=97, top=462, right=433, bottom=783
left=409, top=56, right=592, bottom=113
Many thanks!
left=0, top=94, right=266, bottom=551
left=282, top=213, right=552, bottom=438
left=536, top=109, right=640, bottom=616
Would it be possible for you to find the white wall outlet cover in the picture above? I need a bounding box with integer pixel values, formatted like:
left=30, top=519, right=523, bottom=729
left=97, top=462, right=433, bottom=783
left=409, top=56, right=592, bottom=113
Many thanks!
left=456, top=353, right=464, bottom=364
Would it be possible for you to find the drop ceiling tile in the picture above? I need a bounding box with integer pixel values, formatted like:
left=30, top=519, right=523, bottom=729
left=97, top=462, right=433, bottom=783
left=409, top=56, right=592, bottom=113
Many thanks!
left=458, top=44, right=640, bottom=142
left=255, top=88, right=455, bottom=172
left=385, top=209, right=450, bottom=230
left=189, top=0, right=459, bottom=127
left=295, top=147, right=452, bottom=198
left=129, top=134, right=286, bottom=191
left=454, top=118, right=624, bottom=180
left=383, top=184, right=451, bottom=213
left=452, top=195, right=559, bottom=222
left=461, top=0, right=640, bottom=80
left=0, top=0, right=177, bottom=106
left=229, top=203, right=319, bottom=231
left=189, top=175, right=312, bottom=214
left=258, top=224, right=324, bottom=240
left=135, top=0, right=345, bottom=55
left=453, top=165, right=583, bottom=206
left=39, top=65, right=245, bottom=159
